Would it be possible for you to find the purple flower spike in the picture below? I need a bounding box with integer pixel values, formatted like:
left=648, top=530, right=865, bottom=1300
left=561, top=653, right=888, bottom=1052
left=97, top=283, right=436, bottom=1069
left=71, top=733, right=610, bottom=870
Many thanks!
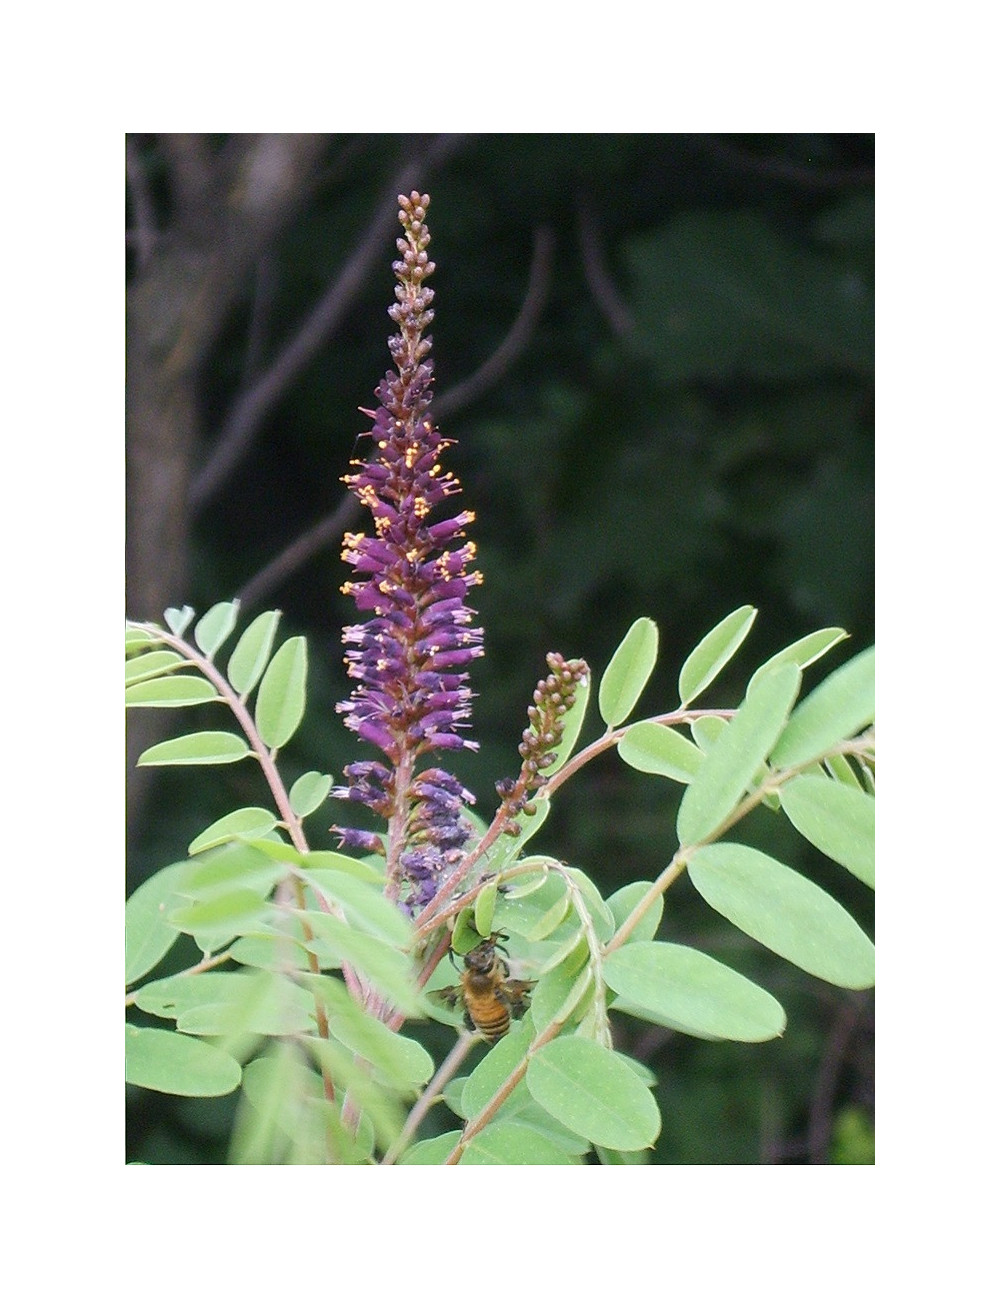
left=330, top=193, right=483, bottom=912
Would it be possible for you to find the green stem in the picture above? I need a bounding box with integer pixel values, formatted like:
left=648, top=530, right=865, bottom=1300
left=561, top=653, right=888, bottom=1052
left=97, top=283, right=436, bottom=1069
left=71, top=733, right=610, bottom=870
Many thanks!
left=127, top=620, right=355, bottom=1099
left=605, top=735, right=877, bottom=956
left=381, top=1033, right=476, bottom=1165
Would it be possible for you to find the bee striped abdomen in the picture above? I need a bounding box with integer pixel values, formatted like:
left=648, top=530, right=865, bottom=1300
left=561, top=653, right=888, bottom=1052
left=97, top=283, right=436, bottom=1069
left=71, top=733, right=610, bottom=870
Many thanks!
left=437, top=932, right=535, bottom=1044
left=463, top=974, right=513, bottom=1042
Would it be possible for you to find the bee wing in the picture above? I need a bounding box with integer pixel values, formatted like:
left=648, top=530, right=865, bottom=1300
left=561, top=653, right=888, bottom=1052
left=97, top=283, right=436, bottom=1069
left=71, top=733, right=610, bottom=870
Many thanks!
left=432, top=984, right=464, bottom=1011
left=502, top=979, right=536, bottom=1015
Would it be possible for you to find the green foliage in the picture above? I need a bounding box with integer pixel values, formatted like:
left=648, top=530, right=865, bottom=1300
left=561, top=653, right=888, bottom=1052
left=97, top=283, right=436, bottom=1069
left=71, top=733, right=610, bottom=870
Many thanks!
left=676, top=658, right=801, bottom=844
left=598, top=616, right=658, bottom=726
left=687, top=843, right=875, bottom=988
left=678, top=605, right=757, bottom=707
left=125, top=1025, right=242, bottom=1097
left=625, top=209, right=874, bottom=383
left=525, top=1038, right=661, bottom=1151
left=126, top=601, right=874, bottom=1163
left=830, top=1106, right=876, bottom=1164
left=127, top=135, right=873, bottom=1164
left=603, top=942, right=786, bottom=1042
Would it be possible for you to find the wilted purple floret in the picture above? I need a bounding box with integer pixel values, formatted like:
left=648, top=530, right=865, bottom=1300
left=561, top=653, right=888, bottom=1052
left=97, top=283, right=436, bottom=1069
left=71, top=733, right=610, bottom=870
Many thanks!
left=330, top=193, right=483, bottom=912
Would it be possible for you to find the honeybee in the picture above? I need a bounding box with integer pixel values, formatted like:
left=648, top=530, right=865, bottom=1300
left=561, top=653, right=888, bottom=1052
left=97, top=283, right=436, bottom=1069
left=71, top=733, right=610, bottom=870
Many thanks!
left=437, top=932, right=535, bottom=1044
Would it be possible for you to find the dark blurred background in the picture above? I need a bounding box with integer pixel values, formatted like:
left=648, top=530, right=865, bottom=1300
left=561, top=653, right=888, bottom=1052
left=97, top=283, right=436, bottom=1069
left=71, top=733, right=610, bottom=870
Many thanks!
left=126, top=133, right=874, bottom=1164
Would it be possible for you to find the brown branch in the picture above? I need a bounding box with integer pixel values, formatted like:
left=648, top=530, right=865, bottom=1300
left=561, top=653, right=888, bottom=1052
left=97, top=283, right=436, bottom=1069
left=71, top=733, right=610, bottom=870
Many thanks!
left=695, top=134, right=875, bottom=191
left=235, top=490, right=362, bottom=610
left=160, top=133, right=214, bottom=222
left=161, top=133, right=331, bottom=381
left=190, top=133, right=467, bottom=512
left=241, top=253, right=279, bottom=383
left=432, top=225, right=554, bottom=422
left=125, top=135, right=157, bottom=272
left=807, top=993, right=869, bottom=1163
left=576, top=195, right=633, bottom=337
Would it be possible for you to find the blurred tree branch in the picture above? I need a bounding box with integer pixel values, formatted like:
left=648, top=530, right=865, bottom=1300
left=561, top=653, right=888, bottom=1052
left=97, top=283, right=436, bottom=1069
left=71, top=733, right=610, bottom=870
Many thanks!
left=695, top=134, right=875, bottom=189
left=126, top=135, right=470, bottom=837
left=807, top=993, right=871, bottom=1163
left=124, top=135, right=157, bottom=272
left=190, top=133, right=467, bottom=511
left=432, top=224, right=554, bottom=421
left=576, top=195, right=634, bottom=337
left=126, top=132, right=331, bottom=832
left=127, top=132, right=330, bottom=621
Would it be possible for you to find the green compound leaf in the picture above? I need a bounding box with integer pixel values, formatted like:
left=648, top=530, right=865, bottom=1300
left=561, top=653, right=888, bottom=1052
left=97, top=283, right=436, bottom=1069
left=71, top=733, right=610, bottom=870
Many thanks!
left=562, top=866, right=615, bottom=942
left=493, top=871, right=571, bottom=942
left=825, top=751, right=864, bottom=791
left=236, top=1044, right=390, bottom=1165
left=301, top=1037, right=407, bottom=1155
left=298, top=850, right=385, bottom=884
left=135, top=969, right=316, bottom=1036
left=678, top=605, right=757, bottom=707
left=125, top=675, right=220, bottom=708
left=462, top=1023, right=534, bottom=1117
left=289, top=771, right=334, bottom=818
left=779, top=773, right=875, bottom=888
left=305, top=872, right=413, bottom=948
left=474, top=878, right=499, bottom=938
left=125, top=624, right=158, bottom=651
left=227, top=933, right=314, bottom=972
left=194, top=600, right=241, bottom=658
left=399, top=1132, right=464, bottom=1165
left=169, top=842, right=285, bottom=952
left=302, top=975, right=434, bottom=1088
left=255, top=635, right=307, bottom=750
left=618, top=720, right=704, bottom=784
left=691, top=715, right=727, bottom=751
left=125, top=649, right=184, bottom=684
left=604, top=941, right=786, bottom=1042
left=180, top=841, right=286, bottom=903
left=598, top=617, right=659, bottom=727
left=187, top=808, right=279, bottom=855
left=747, top=627, right=849, bottom=692
left=167, top=889, right=273, bottom=942
left=536, top=926, right=588, bottom=978
left=125, top=1025, right=241, bottom=1097
left=607, top=881, right=663, bottom=943
left=231, top=1048, right=329, bottom=1165
left=526, top=1038, right=661, bottom=1152
left=676, top=661, right=801, bottom=845
left=529, top=962, right=593, bottom=1034
left=125, top=861, right=188, bottom=986
left=137, top=730, right=251, bottom=766
left=495, top=1097, right=593, bottom=1155
left=247, top=839, right=385, bottom=883
left=296, top=912, right=423, bottom=1015
left=687, top=842, right=875, bottom=989
left=164, top=606, right=195, bottom=637
left=595, top=1146, right=649, bottom=1166
left=770, top=645, right=875, bottom=769
left=460, top=1120, right=580, bottom=1165
left=227, top=609, right=281, bottom=696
